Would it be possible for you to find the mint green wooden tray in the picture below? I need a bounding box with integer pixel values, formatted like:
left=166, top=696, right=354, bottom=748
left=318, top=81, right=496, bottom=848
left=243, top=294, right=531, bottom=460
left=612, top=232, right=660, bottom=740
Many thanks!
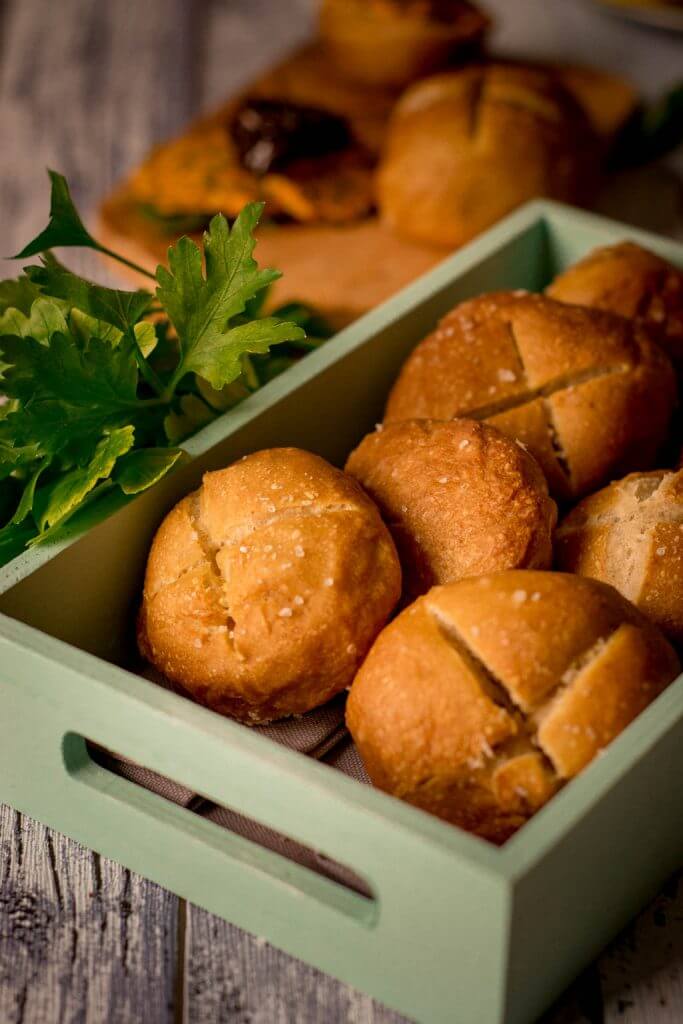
left=1, top=200, right=681, bottom=1024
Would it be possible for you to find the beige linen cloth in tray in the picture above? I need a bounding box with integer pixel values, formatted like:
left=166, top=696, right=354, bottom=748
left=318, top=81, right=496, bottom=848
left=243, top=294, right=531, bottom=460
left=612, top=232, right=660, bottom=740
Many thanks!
left=90, top=667, right=372, bottom=896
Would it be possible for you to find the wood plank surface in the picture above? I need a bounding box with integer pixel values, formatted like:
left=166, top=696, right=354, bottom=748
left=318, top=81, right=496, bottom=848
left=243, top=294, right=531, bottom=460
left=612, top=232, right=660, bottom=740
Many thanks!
left=0, top=805, right=178, bottom=1024
left=1, top=0, right=682, bottom=1021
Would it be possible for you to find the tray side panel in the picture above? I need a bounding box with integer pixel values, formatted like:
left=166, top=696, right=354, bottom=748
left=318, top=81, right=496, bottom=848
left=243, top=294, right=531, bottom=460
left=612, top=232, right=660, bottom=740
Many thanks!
left=0, top=631, right=511, bottom=1024
left=502, top=682, right=683, bottom=1024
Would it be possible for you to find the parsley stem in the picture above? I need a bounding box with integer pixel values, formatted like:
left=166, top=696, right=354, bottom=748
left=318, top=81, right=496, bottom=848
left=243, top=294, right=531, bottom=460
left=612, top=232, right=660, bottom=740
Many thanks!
left=95, top=243, right=157, bottom=282
left=132, top=345, right=166, bottom=398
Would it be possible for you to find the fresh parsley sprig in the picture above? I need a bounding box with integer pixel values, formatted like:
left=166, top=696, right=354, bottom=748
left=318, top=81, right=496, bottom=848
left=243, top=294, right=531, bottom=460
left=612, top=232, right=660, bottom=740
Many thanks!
left=0, top=170, right=328, bottom=564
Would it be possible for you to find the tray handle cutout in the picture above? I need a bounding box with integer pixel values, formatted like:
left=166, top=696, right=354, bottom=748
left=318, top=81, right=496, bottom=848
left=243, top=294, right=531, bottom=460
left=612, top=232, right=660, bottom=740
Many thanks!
left=62, top=732, right=378, bottom=926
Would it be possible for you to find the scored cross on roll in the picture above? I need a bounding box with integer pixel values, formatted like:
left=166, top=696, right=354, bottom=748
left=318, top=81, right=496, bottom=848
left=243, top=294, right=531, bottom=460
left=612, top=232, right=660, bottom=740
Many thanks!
left=384, top=291, right=676, bottom=500
left=346, top=571, right=680, bottom=843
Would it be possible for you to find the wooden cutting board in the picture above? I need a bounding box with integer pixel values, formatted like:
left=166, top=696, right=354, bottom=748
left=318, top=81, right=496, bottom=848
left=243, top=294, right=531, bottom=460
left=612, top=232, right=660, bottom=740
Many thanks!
left=98, top=42, right=638, bottom=326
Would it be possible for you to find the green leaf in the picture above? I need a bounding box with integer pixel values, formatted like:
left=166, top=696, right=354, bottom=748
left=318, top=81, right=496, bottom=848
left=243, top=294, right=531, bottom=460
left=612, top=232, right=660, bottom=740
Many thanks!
left=114, top=447, right=184, bottom=494
left=157, top=205, right=304, bottom=390
left=14, top=170, right=99, bottom=258
left=35, top=426, right=135, bottom=532
left=270, top=301, right=334, bottom=341
left=0, top=297, right=68, bottom=342
left=183, top=317, right=305, bottom=391
left=0, top=438, right=42, bottom=481
left=11, top=459, right=48, bottom=524
left=70, top=309, right=158, bottom=356
left=195, top=375, right=250, bottom=412
left=0, top=476, right=21, bottom=527
left=0, top=327, right=148, bottom=468
left=0, top=329, right=138, bottom=410
left=257, top=355, right=298, bottom=384
left=0, top=521, right=37, bottom=567
left=27, top=256, right=152, bottom=334
left=164, top=394, right=214, bottom=444
left=0, top=276, right=43, bottom=316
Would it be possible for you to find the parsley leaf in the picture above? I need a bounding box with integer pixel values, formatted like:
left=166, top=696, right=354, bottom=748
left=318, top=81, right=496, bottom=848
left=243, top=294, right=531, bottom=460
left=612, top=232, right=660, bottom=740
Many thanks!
left=114, top=448, right=185, bottom=494
left=0, top=276, right=43, bottom=316
left=1, top=173, right=321, bottom=567
left=70, top=309, right=158, bottom=357
left=14, top=170, right=156, bottom=280
left=34, top=426, right=135, bottom=533
left=27, top=256, right=152, bottom=335
left=0, top=297, right=68, bottom=342
left=157, top=206, right=305, bottom=390
left=13, top=171, right=97, bottom=258
left=0, top=330, right=138, bottom=411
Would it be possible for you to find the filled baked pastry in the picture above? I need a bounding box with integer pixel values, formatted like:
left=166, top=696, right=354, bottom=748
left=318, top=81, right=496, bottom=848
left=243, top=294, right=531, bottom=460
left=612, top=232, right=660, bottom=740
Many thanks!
left=384, top=291, right=676, bottom=499
left=346, top=571, right=679, bottom=842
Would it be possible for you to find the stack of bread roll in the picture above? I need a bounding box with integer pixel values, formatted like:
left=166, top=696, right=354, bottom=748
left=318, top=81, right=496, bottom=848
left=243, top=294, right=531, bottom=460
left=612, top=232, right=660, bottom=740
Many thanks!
left=139, top=239, right=683, bottom=843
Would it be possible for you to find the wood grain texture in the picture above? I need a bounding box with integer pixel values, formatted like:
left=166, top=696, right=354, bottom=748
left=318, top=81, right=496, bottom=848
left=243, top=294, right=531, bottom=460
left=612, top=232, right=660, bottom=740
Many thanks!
left=1, top=0, right=682, bottom=1021
left=182, top=911, right=407, bottom=1024
left=0, top=805, right=178, bottom=1024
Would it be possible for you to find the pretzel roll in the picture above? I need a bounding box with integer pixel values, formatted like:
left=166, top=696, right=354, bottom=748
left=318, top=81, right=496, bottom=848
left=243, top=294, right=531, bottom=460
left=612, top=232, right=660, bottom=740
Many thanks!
left=138, top=449, right=401, bottom=723
left=557, top=469, right=683, bottom=645
left=384, top=291, right=676, bottom=500
left=547, top=241, right=683, bottom=379
left=377, top=64, right=598, bottom=247
left=319, top=0, right=489, bottom=90
left=347, top=571, right=679, bottom=843
left=346, top=418, right=556, bottom=600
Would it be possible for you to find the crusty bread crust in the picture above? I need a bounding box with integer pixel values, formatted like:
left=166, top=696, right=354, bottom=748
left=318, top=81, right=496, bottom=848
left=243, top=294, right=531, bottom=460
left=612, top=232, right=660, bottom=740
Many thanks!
left=377, top=64, right=599, bottom=247
left=384, top=291, right=676, bottom=500
left=547, top=241, right=683, bottom=379
left=346, top=418, right=556, bottom=600
left=139, top=448, right=401, bottom=723
left=346, top=570, right=679, bottom=843
left=557, top=468, right=683, bottom=645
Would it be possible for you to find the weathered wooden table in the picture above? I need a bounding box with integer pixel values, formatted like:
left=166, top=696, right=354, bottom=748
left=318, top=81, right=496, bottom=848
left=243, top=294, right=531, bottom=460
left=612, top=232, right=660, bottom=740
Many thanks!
left=1, top=1, right=681, bottom=1020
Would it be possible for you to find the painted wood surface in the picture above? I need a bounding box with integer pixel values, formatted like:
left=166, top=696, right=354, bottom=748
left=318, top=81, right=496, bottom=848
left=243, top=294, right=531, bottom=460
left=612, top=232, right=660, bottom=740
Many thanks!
left=1, top=0, right=681, bottom=1020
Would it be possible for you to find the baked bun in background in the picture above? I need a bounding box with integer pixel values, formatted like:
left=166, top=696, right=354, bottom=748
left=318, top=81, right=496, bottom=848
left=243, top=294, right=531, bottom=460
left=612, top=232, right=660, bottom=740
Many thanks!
left=138, top=449, right=401, bottom=723
left=347, top=571, right=679, bottom=843
left=376, top=64, right=598, bottom=248
left=557, top=469, right=683, bottom=645
left=346, top=418, right=556, bottom=600
left=319, top=0, right=489, bottom=90
left=384, top=291, right=676, bottom=500
left=547, top=242, right=683, bottom=378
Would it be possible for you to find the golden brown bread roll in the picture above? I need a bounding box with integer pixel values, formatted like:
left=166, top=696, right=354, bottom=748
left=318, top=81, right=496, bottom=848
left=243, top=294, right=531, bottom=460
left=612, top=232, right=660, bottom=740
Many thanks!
left=346, top=571, right=679, bottom=843
left=547, top=242, right=683, bottom=379
left=557, top=469, right=683, bottom=645
left=384, top=291, right=676, bottom=500
left=345, top=418, right=557, bottom=600
left=138, top=448, right=401, bottom=723
left=320, top=0, right=489, bottom=89
left=376, top=64, right=599, bottom=247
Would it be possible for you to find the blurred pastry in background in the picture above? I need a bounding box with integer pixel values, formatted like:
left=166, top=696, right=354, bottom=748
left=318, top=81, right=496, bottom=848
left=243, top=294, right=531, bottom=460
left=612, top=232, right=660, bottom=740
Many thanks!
left=377, top=64, right=600, bottom=247
left=547, top=241, right=683, bottom=377
left=128, top=95, right=375, bottom=227
left=320, top=0, right=490, bottom=89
